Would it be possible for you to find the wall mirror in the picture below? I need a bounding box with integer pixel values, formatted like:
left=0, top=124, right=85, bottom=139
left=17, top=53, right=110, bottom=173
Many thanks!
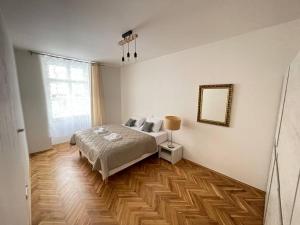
left=197, top=84, right=233, bottom=127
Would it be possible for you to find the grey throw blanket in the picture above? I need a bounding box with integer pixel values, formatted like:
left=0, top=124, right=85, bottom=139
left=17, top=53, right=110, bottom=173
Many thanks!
left=70, top=125, right=157, bottom=179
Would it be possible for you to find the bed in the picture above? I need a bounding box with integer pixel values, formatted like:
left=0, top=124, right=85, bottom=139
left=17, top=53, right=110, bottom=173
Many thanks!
left=71, top=124, right=167, bottom=180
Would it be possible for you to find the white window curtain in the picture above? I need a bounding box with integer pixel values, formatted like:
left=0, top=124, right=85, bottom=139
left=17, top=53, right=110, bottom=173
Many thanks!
left=40, top=55, right=91, bottom=144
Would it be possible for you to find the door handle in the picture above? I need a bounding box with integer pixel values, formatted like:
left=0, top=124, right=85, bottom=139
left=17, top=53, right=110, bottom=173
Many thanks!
left=17, top=128, right=25, bottom=133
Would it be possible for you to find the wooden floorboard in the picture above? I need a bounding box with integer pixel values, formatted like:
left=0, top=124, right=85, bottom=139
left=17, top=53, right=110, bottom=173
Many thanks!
left=31, top=143, right=265, bottom=225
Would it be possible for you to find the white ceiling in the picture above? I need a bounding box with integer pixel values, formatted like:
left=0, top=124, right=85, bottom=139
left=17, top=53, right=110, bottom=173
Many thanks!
left=1, top=0, right=300, bottom=65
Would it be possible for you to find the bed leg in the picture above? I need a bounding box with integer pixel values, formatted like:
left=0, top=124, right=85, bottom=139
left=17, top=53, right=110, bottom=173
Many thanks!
left=79, top=150, right=82, bottom=158
left=103, top=178, right=108, bottom=184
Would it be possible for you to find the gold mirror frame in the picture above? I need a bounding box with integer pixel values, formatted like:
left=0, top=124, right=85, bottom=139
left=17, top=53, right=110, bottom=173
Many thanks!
left=197, top=84, right=233, bottom=127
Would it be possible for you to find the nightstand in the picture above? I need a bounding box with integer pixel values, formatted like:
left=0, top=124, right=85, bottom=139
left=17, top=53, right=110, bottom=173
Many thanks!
left=159, top=141, right=183, bottom=164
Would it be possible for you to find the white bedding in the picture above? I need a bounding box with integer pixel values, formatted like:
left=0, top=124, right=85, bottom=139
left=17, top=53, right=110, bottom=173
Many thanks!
left=126, top=126, right=168, bottom=145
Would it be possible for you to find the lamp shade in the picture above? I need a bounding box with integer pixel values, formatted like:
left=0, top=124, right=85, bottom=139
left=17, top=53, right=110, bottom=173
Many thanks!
left=164, top=116, right=181, bottom=130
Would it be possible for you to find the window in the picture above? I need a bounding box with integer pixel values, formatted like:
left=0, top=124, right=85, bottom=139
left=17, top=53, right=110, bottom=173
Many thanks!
left=40, top=55, right=91, bottom=144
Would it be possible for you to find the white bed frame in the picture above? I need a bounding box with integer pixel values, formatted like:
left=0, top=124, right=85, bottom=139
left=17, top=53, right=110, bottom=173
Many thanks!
left=78, top=146, right=158, bottom=181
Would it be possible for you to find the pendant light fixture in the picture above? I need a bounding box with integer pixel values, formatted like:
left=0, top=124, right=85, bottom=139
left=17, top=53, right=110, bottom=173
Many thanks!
left=127, top=42, right=130, bottom=59
left=134, top=38, right=137, bottom=59
left=122, top=45, right=125, bottom=62
left=118, top=30, right=138, bottom=63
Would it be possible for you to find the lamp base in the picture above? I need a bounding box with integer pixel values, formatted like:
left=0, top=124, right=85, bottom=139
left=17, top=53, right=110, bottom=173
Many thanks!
left=168, top=143, right=175, bottom=148
left=168, top=130, right=175, bottom=148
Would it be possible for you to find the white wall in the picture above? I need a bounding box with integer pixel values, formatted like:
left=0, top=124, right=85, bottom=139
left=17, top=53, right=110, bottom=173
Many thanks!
left=101, top=65, right=122, bottom=124
left=121, top=19, right=300, bottom=190
left=15, top=49, right=52, bottom=153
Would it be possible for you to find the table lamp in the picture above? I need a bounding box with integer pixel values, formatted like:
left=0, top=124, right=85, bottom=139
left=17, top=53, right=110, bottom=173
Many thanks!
left=164, top=116, right=181, bottom=148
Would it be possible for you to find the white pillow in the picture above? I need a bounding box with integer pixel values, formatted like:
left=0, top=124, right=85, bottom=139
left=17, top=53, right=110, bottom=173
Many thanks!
left=146, top=117, right=163, bottom=133
left=131, top=117, right=146, bottom=128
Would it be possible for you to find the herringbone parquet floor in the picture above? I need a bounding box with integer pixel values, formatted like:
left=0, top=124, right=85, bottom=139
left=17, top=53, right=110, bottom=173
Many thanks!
left=31, top=143, right=265, bottom=225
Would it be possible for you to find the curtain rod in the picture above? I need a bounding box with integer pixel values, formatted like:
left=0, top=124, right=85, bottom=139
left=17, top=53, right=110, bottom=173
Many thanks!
left=29, top=50, right=97, bottom=64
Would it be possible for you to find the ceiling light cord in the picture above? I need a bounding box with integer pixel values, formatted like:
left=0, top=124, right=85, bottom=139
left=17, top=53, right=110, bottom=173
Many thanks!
left=122, top=45, right=125, bottom=62
left=134, top=38, right=137, bottom=59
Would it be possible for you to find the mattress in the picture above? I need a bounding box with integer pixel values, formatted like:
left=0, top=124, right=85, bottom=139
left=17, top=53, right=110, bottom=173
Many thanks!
left=128, top=126, right=168, bottom=145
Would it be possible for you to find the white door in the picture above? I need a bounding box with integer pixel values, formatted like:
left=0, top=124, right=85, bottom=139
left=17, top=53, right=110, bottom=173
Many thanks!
left=0, top=14, right=30, bottom=225
left=276, top=54, right=300, bottom=225
left=264, top=160, right=282, bottom=225
left=264, top=147, right=276, bottom=220
left=291, top=177, right=300, bottom=225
